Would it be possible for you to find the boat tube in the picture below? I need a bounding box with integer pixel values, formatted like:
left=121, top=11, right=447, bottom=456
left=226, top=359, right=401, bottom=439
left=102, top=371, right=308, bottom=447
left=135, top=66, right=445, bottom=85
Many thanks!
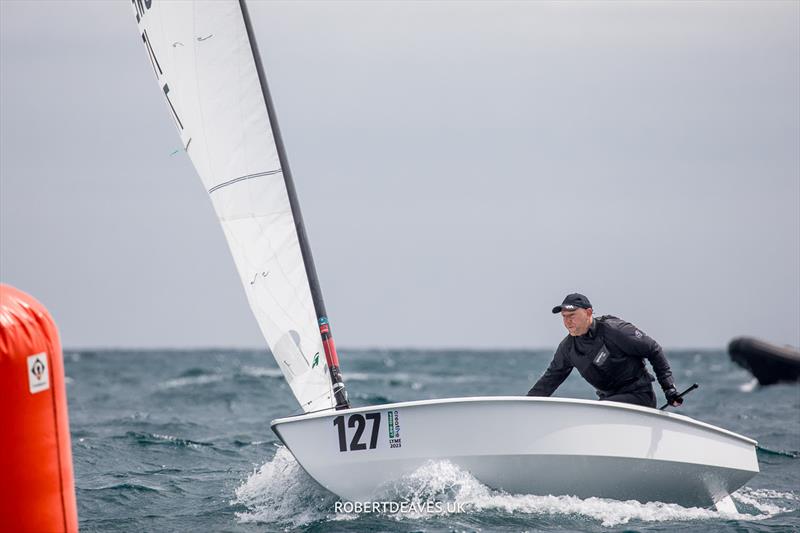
left=729, top=337, right=800, bottom=385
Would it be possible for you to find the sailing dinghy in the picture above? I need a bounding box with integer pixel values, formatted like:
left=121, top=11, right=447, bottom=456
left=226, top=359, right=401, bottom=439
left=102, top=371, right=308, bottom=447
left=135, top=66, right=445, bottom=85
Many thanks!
left=132, top=0, right=759, bottom=509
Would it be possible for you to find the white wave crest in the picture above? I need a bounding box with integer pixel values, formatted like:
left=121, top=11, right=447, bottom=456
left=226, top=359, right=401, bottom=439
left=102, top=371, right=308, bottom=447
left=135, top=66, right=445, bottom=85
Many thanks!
left=733, top=487, right=796, bottom=516
left=233, top=453, right=795, bottom=528
left=233, top=446, right=336, bottom=527
left=150, top=433, right=203, bottom=449
left=341, top=372, right=371, bottom=381
left=240, top=366, right=284, bottom=378
left=739, top=378, right=759, bottom=392
left=376, top=460, right=792, bottom=527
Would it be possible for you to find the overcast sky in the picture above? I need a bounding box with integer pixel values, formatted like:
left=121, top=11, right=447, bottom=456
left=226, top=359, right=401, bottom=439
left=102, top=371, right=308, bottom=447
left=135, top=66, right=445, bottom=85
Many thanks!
left=1, top=1, right=798, bottom=350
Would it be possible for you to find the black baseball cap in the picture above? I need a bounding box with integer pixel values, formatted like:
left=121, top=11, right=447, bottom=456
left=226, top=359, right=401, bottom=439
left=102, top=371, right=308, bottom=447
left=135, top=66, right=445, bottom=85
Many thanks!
left=552, top=293, right=593, bottom=314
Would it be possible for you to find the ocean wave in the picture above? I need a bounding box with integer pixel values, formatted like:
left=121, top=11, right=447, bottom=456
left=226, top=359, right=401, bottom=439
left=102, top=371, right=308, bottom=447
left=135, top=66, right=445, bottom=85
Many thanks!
left=159, top=374, right=224, bottom=389
left=239, top=366, right=284, bottom=378
left=757, top=445, right=800, bottom=458
left=391, top=372, right=484, bottom=385
left=84, top=482, right=162, bottom=494
left=341, top=372, right=371, bottom=381
left=233, top=445, right=337, bottom=527
left=233, top=452, right=795, bottom=528
left=739, top=378, right=759, bottom=392
left=117, top=431, right=213, bottom=449
left=232, top=439, right=270, bottom=447
left=733, top=487, right=797, bottom=516
left=378, top=460, right=794, bottom=526
left=351, top=392, right=392, bottom=404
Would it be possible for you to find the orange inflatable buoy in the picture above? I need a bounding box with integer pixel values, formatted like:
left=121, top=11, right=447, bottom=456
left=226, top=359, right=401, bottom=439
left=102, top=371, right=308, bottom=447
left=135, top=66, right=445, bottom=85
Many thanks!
left=0, top=284, right=78, bottom=532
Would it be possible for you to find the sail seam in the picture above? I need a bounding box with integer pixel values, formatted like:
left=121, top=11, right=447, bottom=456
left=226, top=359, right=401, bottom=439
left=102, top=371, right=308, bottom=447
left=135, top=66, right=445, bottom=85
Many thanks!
left=208, top=169, right=282, bottom=194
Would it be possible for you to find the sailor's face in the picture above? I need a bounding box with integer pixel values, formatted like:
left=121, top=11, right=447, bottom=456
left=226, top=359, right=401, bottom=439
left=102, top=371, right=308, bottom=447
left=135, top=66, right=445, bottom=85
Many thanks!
left=562, top=308, right=593, bottom=336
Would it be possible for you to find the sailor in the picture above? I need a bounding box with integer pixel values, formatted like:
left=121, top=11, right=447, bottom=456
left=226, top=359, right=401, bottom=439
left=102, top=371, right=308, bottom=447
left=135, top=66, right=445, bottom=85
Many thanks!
left=527, top=293, right=684, bottom=408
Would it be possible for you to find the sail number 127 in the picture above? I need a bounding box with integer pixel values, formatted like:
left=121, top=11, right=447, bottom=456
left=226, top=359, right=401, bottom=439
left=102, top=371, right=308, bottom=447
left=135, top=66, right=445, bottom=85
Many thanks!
left=333, top=413, right=380, bottom=452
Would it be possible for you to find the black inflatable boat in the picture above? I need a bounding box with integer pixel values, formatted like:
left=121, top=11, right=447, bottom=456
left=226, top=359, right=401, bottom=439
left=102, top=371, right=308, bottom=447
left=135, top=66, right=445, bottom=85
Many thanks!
left=728, top=336, right=800, bottom=385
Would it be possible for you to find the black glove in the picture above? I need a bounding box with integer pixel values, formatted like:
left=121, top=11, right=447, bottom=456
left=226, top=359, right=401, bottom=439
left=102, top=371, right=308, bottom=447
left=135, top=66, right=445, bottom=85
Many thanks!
left=664, top=387, right=683, bottom=407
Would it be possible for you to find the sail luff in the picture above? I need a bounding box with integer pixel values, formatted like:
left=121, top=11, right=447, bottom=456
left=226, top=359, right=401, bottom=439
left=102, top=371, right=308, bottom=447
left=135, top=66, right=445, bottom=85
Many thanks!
left=237, top=0, right=326, bottom=319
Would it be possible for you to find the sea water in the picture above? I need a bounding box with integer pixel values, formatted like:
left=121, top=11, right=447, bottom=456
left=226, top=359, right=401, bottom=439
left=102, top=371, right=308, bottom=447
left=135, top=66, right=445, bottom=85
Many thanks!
left=66, top=349, right=799, bottom=532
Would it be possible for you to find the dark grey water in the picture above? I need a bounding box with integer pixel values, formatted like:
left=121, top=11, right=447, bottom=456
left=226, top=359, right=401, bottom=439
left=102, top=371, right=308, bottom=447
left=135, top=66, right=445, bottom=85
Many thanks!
left=66, top=349, right=799, bottom=532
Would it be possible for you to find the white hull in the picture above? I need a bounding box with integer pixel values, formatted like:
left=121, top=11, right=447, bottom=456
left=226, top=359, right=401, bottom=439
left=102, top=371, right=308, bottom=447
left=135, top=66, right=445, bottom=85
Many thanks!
left=271, top=397, right=758, bottom=507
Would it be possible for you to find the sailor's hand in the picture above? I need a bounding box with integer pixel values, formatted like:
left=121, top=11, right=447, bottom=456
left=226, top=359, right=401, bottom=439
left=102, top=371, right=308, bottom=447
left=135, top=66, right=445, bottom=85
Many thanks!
left=664, top=387, right=683, bottom=407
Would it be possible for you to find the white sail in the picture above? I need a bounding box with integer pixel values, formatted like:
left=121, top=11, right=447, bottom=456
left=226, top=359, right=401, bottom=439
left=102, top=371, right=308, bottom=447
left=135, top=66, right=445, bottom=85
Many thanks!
left=132, top=0, right=334, bottom=412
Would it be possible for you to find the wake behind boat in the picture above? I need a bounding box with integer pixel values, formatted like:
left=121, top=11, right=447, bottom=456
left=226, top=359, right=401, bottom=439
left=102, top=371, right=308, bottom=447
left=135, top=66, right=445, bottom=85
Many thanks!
left=132, top=0, right=759, bottom=511
left=272, top=396, right=757, bottom=508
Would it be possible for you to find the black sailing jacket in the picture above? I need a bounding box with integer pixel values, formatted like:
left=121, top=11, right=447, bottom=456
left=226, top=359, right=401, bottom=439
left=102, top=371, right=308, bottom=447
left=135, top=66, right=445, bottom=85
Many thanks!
left=527, top=315, right=675, bottom=399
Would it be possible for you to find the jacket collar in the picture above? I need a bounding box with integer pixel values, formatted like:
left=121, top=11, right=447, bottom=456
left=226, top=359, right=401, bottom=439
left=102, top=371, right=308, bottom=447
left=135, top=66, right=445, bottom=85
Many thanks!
left=585, top=318, right=598, bottom=339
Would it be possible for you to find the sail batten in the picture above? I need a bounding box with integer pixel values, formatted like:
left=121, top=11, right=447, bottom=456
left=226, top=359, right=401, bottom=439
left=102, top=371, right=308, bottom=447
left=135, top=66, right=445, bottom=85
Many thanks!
left=209, top=169, right=283, bottom=194
left=133, top=0, right=336, bottom=412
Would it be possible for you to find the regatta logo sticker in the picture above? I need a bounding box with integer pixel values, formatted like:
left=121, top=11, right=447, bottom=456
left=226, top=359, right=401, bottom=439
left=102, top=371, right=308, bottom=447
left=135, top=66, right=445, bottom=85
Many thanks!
left=27, top=353, right=50, bottom=394
left=387, top=410, right=402, bottom=449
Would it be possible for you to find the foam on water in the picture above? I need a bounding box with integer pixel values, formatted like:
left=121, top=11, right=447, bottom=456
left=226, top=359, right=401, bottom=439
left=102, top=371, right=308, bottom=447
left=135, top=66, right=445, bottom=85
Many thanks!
left=233, top=446, right=337, bottom=527
left=376, top=460, right=791, bottom=526
left=234, top=449, right=795, bottom=528
left=739, top=378, right=759, bottom=392
left=340, top=372, right=371, bottom=381
left=122, top=431, right=212, bottom=449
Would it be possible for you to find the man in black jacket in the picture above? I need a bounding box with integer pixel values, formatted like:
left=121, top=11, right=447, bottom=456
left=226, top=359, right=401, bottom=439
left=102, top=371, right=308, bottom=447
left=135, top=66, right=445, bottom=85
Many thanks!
left=527, top=293, right=684, bottom=408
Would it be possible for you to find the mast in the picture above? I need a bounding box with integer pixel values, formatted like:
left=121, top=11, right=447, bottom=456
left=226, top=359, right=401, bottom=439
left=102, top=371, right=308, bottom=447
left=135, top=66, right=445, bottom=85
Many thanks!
left=239, top=0, right=349, bottom=410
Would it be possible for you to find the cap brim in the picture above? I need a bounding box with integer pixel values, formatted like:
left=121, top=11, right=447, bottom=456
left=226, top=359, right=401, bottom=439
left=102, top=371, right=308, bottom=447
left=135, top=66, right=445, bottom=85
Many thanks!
left=553, top=304, right=582, bottom=314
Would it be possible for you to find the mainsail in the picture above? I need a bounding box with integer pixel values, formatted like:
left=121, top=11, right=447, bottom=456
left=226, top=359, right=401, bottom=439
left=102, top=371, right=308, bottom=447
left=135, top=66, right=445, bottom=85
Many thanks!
left=132, top=0, right=347, bottom=412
